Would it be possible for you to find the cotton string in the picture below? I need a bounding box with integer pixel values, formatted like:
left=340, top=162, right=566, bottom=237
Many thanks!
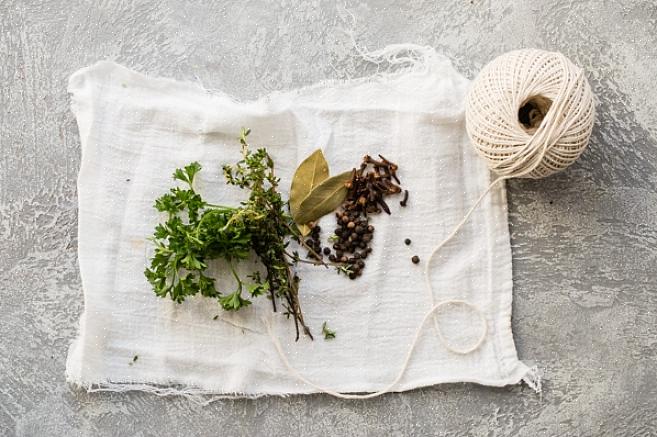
left=264, top=299, right=486, bottom=400
left=268, top=48, right=595, bottom=398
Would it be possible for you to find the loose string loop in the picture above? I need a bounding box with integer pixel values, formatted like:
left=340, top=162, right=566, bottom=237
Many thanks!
left=265, top=299, right=486, bottom=400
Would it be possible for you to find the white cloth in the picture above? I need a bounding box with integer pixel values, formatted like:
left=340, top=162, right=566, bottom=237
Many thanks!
left=66, top=46, right=535, bottom=398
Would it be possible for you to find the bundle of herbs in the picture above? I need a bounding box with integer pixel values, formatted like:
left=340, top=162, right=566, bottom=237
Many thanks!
left=145, top=129, right=407, bottom=340
left=145, top=128, right=313, bottom=340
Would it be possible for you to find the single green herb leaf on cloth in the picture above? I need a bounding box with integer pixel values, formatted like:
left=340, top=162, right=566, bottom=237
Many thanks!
left=289, top=149, right=330, bottom=235
left=294, top=171, right=352, bottom=225
left=322, top=322, right=336, bottom=340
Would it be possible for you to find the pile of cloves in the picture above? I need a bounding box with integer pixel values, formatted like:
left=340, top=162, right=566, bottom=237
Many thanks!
left=306, top=154, right=408, bottom=279
left=345, top=154, right=405, bottom=215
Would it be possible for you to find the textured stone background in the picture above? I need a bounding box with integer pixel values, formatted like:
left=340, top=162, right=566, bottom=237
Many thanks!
left=2, top=1, right=656, bottom=436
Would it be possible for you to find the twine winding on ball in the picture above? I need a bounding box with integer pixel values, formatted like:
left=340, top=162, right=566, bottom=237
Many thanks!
left=465, top=49, right=595, bottom=179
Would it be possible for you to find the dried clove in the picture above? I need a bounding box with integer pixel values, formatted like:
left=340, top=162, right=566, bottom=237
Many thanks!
left=377, top=197, right=391, bottom=214
left=400, top=190, right=409, bottom=207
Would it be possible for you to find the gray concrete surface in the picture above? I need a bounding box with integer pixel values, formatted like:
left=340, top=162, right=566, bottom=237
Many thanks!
left=2, top=0, right=657, bottom=436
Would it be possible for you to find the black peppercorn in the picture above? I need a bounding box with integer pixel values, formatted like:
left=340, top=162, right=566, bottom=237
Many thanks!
left=404, top=238, right=411, bottom=245
left=329, top=254, right=336, bottom=262
left=323, top=247, right=331, bottom=255
left=411, top=255, right=420, bottom=264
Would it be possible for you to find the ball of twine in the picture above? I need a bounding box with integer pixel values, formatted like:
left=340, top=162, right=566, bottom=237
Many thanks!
left=465, top=49, right=595, bottom=179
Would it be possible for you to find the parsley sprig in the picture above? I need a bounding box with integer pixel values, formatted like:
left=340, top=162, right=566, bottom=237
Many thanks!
left=145, top=128, right=313, bottom=340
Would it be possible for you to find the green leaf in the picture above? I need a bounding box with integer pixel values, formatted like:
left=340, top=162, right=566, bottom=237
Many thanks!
left=247, top=281, right=270, bottom=297
left=294, top=171, right=351, bottom=225
left=219, top=290, right=252, bottom=311
left=322, top=322, right=336, bottom=340
left=173, top=168, right=188, bottom=183
left=198, top=274, right=218, bottom=297
left=289, top=150, right=330, bottom=224
left=181, top=253, right=204, bottom=270
left=173, top=162, right=202, bottom=186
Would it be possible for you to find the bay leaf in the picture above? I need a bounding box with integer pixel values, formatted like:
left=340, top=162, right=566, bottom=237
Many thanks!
left=295, top=171, right=352, bottom=225
left=289, top=149, right=329, bottom=233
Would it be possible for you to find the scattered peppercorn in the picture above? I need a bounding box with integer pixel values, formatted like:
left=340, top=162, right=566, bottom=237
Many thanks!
left=404, top=238, right=411, bottom=245
left=411, top=255, right=420, bottom=264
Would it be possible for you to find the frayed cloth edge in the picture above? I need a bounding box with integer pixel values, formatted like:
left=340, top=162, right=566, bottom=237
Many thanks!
left=69, top=366, right=542, bottom=405
left=78, top=381, right=291, bottom=406
left=520, top=364, right=543, bottom=394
